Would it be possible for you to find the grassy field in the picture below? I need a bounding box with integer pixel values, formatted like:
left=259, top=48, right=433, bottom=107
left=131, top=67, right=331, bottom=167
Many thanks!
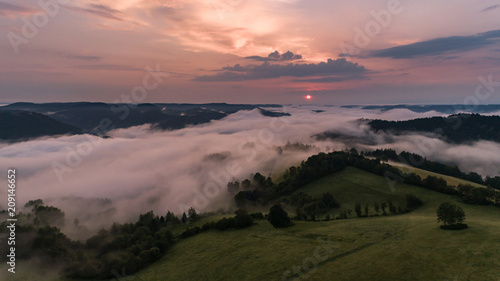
left=283, top=166, right=408, bottom=218
left=6, top=167, right=499, bottom=281
left=132, top=167, right=500, bottom=281
left=390, top=162, right=486, bottom=188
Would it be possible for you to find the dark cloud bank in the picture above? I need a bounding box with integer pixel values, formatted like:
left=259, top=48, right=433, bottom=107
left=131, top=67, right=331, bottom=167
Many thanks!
left=194, top=58, right=366, bottom=82
left=372, top=29, right=500, bottom=59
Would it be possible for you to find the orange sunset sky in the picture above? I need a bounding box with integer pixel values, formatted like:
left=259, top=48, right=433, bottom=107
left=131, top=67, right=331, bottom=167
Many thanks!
left=1, top=0, right=499, bottom=104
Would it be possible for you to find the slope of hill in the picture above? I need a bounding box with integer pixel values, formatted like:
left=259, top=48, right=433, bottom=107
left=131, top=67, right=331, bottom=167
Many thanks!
left=0, top=103, right=288, bottom=142
left=0, top=110, right=83, bottom=141
left=368, top=113, right=500, bottom=144
left=357, top=104, right=500, bottom=114
left=391, top=163, right=486, bottom=188
left=2, top=158, right=499, bottom=281
left=133, top=168, right=500, bottom=281
left=152, top=108, right=228, bottom=130
left=284, top=166, right=408, bottom=216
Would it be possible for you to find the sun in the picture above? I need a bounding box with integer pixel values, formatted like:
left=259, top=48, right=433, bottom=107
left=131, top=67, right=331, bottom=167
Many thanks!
left=305, top=95, right=312, bottom=100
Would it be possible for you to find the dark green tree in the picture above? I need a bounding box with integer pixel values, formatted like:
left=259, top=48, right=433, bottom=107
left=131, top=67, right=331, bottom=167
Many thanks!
left=321, top=193, right=340, bottom=208
left=181, top=212, right=188, bottom=223
left=268, top=204, right=292, bottom=228
left=33, top=205, right=65, bottom=227
left=406, top=194, right=423, bottom=210
left=380, top=202, right=387, bottom=215
left=25, top=199, right=44, bottom=208
left=437, top=202, right=466, bottom=226
left=234, top=209, right=254, bottom=228
left=354, top=202, right=362, bottom=217
left=388, top=200, right=397, bottom=214
left=188, top=207, right=199, bottom=221
left=165, top=211, right=180, bottom=224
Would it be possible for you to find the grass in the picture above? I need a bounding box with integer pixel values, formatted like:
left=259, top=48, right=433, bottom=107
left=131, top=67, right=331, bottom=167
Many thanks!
left=390, top=162, right=486, bottom=188
left=7, top=167, right=499, bottom=281
left=132, top=167, right=500, bottom=281
left=285, top=166, right=408, bottom=217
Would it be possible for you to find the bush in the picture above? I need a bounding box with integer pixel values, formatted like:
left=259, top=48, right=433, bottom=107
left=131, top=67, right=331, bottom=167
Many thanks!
left=268, top=204, right=292, bottom=228
left=234, top=209, right=254, bottom=229
left=406, top=194, right=423, bottom=210
left=181, top=227, right=202, bottom=238
left=138, top=247, right=161, bottom=264
left=215, top=217, right=237, bottom=230
left=250, top=212, right=265, bottom=219
left=202, top=222, right=215, bottom=231
left=100, top=251, right=140, bottom=278
left=321, top=193, right=340, bottom=208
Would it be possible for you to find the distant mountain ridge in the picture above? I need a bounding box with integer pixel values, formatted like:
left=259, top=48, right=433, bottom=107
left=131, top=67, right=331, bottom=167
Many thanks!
left=0, top=110, right=83, bottom=141
left=0, top=102, right=285, bottom=142
left=341, top=104, right=500, bottom=114
left=368, top=113, right=500, bottom=143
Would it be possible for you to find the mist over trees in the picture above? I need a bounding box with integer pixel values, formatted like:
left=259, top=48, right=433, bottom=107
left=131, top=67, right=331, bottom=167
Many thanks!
left=368, top=113, right=500, bottom=144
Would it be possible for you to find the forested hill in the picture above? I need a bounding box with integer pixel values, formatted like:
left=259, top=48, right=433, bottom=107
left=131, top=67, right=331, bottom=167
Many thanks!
left=368, top=113, right=500, bottom=143
left=0, top=102, right=285, bottom=142
left=0, top=110, right=83, bottom=141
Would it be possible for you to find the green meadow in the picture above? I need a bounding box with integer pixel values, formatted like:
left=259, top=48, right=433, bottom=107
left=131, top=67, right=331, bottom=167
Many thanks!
left=132, top=167, right=500, bottom=281
left=7, top=167, right=498, bottom=281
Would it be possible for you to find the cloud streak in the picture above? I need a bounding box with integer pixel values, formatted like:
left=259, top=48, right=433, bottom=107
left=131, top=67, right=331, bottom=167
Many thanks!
left=65, top=3, right=125, bottom=22
left=0, top=2, right=36, bottom=16
left=245, top=50, right=303, bottom=62
left=372, top=30, right=500, bottom=59
left=481, top=5, right=500, bottom=12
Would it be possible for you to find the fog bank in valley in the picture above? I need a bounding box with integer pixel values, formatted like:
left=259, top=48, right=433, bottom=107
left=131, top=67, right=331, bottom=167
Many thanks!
left=1, top=106, right=499, bottom=237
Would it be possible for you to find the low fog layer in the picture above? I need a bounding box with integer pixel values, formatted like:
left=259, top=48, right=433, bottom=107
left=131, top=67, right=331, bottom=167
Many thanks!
left=1, top=106, right=499, bottom=237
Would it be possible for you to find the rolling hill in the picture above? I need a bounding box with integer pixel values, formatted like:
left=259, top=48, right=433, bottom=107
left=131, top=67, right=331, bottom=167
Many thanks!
left=0, top=103, right=287, bottom=141
left=0, top=110, right=83, bottom=141
left=390, top=163, right=486, bottom=188
left=2, top=164, right=499, bottom=281
left=368, top=113, right=500, bottom=144
left=131, top=167, right=500, bottom=281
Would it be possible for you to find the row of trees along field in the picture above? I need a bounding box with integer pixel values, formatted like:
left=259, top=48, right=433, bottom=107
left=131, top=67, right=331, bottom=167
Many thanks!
left=230, top=150, right=500, bottom=209
left=0, top=200, right=260, bottom=279
left=2, top=150, right=491, bottom=279
left=364, top=148, right=500, bottom=190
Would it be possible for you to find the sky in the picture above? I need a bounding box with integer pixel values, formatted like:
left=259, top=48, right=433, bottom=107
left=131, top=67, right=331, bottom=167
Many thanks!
left=0, top=0, right=499, bottom=104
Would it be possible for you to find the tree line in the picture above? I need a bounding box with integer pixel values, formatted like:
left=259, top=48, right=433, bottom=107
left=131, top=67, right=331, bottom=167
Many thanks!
left=231, top=150, right=500, bottom=210
left=364, top=148, right=500, bottom=190
left=0, top=201, right=259, bottom=279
